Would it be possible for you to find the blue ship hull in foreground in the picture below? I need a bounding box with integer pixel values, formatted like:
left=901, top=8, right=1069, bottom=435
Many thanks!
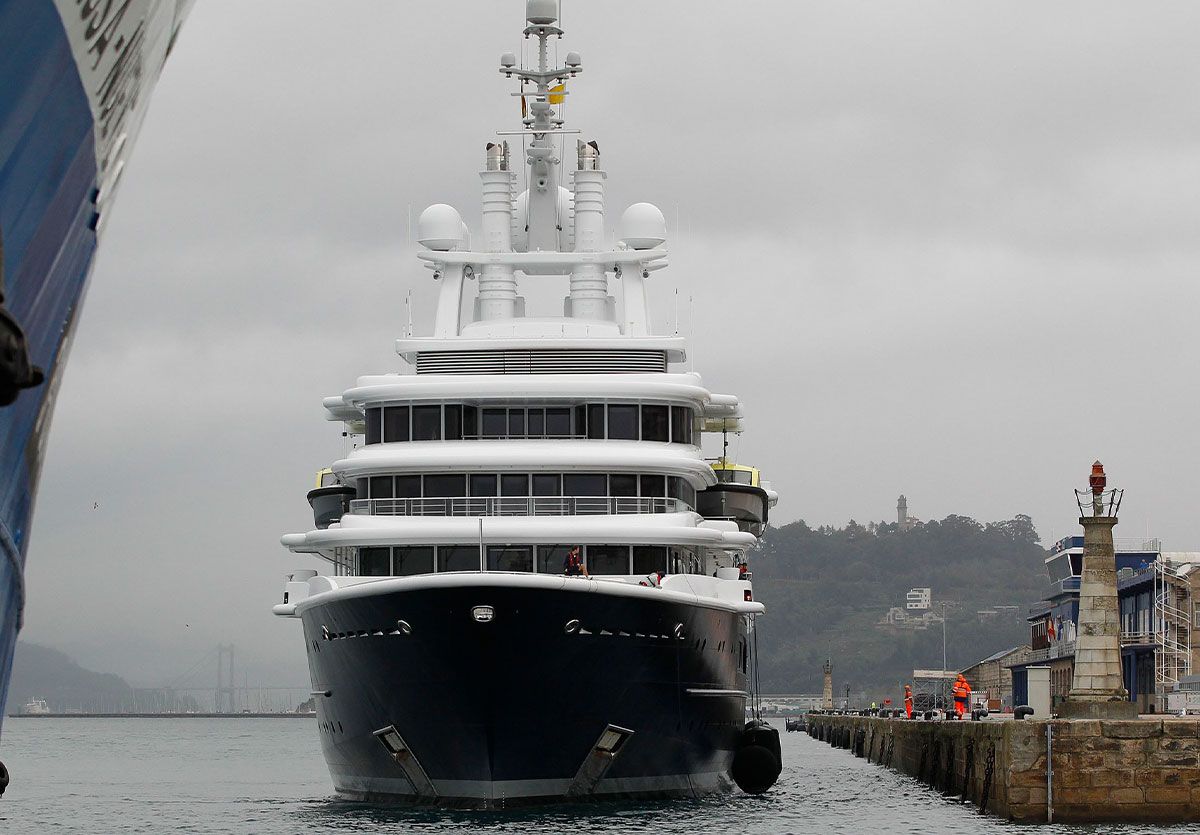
left=0, top=0, right=192, bottom=754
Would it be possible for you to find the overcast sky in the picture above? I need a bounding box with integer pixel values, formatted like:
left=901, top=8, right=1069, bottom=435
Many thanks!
left=20, top=0, right=1200, bottom=691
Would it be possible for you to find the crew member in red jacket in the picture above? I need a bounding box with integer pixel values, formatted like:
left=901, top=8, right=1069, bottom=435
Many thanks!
left=953, top=674, right=972, bottom=719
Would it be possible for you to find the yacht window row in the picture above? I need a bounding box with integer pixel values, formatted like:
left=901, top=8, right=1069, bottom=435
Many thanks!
left=363, top=403, right=694, bottom=445
left=354, top=543, right=703, bottom=577
left=357, top=471, right=697, bottom=508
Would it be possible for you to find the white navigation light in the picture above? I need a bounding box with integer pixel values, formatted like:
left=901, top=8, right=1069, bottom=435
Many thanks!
left=619, top=203, right=667, bottom=250
left=417, top=204, right=464, bottom=251
left=526, top=0, right=558, bottom=25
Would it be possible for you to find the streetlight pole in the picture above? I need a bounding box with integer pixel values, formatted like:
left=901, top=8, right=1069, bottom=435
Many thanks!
left=941, top=601, right=948, bottom=674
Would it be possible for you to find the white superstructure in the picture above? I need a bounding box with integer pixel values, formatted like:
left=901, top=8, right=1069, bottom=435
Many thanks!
left=272, top=0, right=782, bottom=806
left=277, top=1, right=776, bottom=596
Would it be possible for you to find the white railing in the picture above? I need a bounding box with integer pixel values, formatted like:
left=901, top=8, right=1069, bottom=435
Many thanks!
left=1027, top=640, right=1077, bottom=664
left=349, top=496, right=688, bottom=518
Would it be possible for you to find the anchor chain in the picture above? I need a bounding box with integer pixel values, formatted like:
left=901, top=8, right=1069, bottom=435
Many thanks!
left=943, top=739, right=955, bottom=794
left=980, top=742, right=996, bottom=813
left=963, top=738, right=976, bottom=800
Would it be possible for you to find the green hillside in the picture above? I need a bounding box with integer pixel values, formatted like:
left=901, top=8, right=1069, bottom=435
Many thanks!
left=751, top=514, right=1049, bottom=698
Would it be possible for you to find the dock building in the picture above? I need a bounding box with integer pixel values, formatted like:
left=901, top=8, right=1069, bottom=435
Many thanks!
left=1009, top=535, right=1200, bottom=712
left=960, top=645, right=1031, bottom=710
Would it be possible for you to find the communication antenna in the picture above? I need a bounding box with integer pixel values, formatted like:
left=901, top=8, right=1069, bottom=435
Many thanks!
left=405, top=290, right=414, bottom=337
left=673, top=288, right=679, bottom=335
left=688, top=294, right=695, bottom=372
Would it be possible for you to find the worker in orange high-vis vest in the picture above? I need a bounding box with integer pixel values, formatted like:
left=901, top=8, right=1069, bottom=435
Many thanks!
left=903, top=684, right=914, bottom=719
left=952, top=674, right=971, bottom=719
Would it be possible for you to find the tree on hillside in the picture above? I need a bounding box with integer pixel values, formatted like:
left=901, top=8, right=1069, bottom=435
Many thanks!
left=751, top=513, right=1047, bottom=694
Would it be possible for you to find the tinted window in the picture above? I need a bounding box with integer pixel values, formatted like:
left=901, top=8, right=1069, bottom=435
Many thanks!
left=671, top=406, right=693, bottom=444
left=668, top=476, right=686, bottom=500
left=633, top=546, right=668, bottom=574
left=532, top=474, right=561, bottom=496
left=640, top=474, right=666, bottom=497
left=588, top=545, right=629, bottom=575
left=609, top=474, right=638, bottom=497
left=463, top=406, right=478, bottom=438
left=488, top=546, right=533, bottom=572
left=641, top=405, right=669, bottom=442
left=501, top=474, right=529, bottom=496
left=424, top=474, right=467, bottom=497
left=394, top=475, right=421, bottom=498
left=482, top=409, right=506, bottom=438
left=438, top=546, right=480, bottom=572
left=574, top=405, right=587, bottom=436
left=469, top=474, right=498, bottom=497
left=563, top=473, right=607, bottom=497
left=444, top=405, right=463, bottom=440
left=384, top=406, right=409, bottom=442
left=356, top=478, right=369, bottom=499
left=537, top=544, right=573, bottom=574
left=365, top=408, right=382, bottom=445
left=412, top=405, right=442, bottom=441
left=508, top=409, right=526, bottom=437
left=587, top=404, right=605, bottom=439
left=547, top=408, right=572, bottom=437
left=359, top=547, right=391, bottom=576
left=527, top=408, right=545, bottom=437
left=607, top=405, right=638, bottom=440
left=369, top=476, right=394, bottom=499
left=393, top=546, right=434, bottom=576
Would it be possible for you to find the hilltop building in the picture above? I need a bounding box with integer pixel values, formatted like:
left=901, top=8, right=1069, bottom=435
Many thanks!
left=906, top=587, right=932, bottom=610
left=1008, top=536, right=1200, bottom=713
left=897, top=495, right=921, bottom=532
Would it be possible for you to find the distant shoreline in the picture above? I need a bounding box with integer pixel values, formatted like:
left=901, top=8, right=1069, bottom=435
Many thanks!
left=8, top=713, right=315, bottom=719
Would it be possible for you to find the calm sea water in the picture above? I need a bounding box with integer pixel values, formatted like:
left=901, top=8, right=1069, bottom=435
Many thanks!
left=0, top=718, right=1191, bottom=834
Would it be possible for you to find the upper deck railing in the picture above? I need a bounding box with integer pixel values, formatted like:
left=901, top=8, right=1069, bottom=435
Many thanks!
left=349, top=496, right=688, bottom=518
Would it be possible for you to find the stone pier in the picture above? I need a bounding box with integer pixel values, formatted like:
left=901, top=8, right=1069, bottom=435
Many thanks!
left=808, top=714, right=1200, bottom=823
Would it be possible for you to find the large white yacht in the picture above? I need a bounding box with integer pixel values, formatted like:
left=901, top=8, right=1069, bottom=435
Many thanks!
left=274, top=0, right=780, bottom=807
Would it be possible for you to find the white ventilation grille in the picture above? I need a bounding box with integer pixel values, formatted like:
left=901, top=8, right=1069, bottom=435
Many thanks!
left=415, top=350, right=668, bottom=375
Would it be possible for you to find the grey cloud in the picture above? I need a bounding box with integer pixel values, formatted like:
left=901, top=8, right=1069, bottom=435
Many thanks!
left=20, top=0, right=1200, bottom=688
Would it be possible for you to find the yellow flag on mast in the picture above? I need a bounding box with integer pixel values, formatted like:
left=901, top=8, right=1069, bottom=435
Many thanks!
left=549, top=84, right=566, bottom=104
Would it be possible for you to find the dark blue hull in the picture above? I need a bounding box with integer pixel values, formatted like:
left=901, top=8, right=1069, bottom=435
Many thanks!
left=299, top=583, right=748, bottom=807
left=0, top=0, right=100, bottom=728
left=0, top=0, right=190, bottom=735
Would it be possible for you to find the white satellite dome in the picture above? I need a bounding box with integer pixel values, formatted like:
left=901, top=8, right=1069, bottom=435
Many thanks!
left=619, top=203, right=667, bottom=250
left=526, top=0, right=557, bottom=25
left=417, top=204, right=464, bottom=251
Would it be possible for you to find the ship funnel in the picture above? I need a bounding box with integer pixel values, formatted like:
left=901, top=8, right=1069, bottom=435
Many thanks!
left=479, top=146, right=518, bottom=320
left=485, top=142, right=509, bottom=171
left=577, top=140, right=600, bottom=171
left=526, top=0, right=558, bottom=25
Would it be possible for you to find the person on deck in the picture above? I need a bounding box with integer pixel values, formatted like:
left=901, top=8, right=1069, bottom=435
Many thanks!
left=952, top=674, right=971, bottom=719
left=903, top=684, right=914, bottom=719
left=564, top=546, right=588, bottom=577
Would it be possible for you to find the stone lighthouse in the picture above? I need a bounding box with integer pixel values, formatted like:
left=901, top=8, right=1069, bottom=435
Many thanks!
left=1059, top=462, right=1138, bottom=719
left=822, top=659, right=834, bottom=710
